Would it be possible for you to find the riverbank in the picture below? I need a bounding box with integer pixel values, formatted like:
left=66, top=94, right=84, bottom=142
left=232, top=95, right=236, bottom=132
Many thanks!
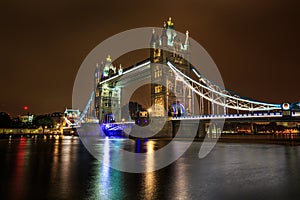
left=0, top=132, right=77, bottom=139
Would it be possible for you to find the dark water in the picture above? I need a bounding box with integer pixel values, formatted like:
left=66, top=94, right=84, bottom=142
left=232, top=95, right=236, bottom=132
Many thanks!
left=0, top=136, right=300, bottom=200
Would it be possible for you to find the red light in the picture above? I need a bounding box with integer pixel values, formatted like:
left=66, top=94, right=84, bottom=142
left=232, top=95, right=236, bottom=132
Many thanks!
left=24, top=106, right=28, bottom=111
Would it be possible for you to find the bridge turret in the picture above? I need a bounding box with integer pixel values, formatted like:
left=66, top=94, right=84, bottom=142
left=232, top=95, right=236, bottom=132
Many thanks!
left=166, top=17, right=176, bottom=46
left=94, top=63, right=100, bottom=83
left=94, top=63, right=101, bottom=92
left=161, top=24, right=168, bottom=47
left=150, top=29, right=157, bottom=48
left=102, top=55, right=114, bottom=78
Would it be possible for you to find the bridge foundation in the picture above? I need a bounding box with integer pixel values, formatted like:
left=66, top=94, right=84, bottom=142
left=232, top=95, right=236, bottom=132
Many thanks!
left=197, top=122, right=206, bottom=138
left=171, top=120, right=201, bottom=138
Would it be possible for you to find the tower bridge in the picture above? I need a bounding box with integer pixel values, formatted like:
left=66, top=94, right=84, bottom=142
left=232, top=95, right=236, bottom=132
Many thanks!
left=78, top=18, right=300, bottom=136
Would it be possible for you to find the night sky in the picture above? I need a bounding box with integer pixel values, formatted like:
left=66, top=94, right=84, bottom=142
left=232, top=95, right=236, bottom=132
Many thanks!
left=1, top=0, right=300, bottom=116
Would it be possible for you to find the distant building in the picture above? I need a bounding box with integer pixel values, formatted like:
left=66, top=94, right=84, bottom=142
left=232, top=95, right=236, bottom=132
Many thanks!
left=64, top=109, right=80, bottom=120
left=20, top=114, right=34, bottom=124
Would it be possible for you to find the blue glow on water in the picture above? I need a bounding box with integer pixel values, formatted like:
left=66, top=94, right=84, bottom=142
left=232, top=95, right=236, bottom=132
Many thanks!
left=100, top=123, right=124, bottom=137
left=136, top=139, right=141, bottom=153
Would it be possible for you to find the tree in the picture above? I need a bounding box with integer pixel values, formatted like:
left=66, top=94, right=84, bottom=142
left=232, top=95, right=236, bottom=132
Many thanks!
left=33, top=115, right=54, bottom=133
left=0, top=112, right=12, bottom=128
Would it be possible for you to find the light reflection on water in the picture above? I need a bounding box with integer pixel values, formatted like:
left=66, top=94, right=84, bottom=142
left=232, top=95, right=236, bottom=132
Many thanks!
left=100, top=137, right=110, bottom=196
left=10, top=137, right=28, bottom=199
left=0, top=137, right=300, bottom=199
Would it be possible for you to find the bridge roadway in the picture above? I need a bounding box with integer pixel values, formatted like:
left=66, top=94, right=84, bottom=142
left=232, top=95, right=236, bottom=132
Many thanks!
left=172, top=112, right=300, bottom=122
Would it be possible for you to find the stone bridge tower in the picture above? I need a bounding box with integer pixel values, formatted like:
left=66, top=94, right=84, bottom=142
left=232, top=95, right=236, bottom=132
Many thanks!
left=150, top=17, right=193, bottom=117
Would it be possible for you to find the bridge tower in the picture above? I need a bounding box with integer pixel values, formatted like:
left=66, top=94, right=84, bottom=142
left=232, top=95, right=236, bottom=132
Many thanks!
left=95, top=55, right=121, bottom=122
left=150, top=17, right=193, bottom=117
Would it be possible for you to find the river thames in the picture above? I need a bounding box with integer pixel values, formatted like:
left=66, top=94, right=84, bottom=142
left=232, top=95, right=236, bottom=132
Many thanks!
left=0, top=136, right=299, bottom=200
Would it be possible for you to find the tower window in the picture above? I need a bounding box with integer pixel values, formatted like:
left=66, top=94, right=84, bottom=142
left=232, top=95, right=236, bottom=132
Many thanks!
left=154, top=69, right=162, bottom=78
left=154, top=49, right=161, bottom=57
left=155, top=85, right=162, bottom=93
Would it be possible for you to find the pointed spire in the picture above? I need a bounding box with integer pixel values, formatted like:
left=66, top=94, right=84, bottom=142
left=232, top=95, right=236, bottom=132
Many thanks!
left=150, top=29, right=157, bottom=48
left=184, top=30, right=190, bottom=50
left=161, top=28, right=168, bottom=47
left=118, top=64, right=123, bottom=75
left=95, top=63, right=99, bottom=77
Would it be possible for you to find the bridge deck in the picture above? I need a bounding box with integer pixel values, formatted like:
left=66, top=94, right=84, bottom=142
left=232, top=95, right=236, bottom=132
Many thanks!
left=172, top=112, right=300, bottom=120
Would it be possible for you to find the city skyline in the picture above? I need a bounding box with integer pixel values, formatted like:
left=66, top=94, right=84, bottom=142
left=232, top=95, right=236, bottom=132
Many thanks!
left=1, top=0, right=300, bottom=116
